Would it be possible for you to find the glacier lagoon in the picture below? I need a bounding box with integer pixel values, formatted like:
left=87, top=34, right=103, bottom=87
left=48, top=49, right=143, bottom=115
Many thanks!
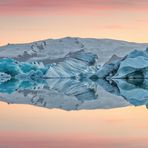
left=1, top=38, right=148, bottom=147
left=0, top=48, right=148, bottom=110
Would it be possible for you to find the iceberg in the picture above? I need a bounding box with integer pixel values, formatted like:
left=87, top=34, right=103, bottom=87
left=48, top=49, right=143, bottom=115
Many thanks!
left=113, top=49, right=148, bottom=79
left=45, top=50, right=99, bottom=78
left=1, top=48, right=148, bottom=81
left=0, top=58, right=47, bottom=82
left=0, top=47, right=148, bottom=109
left=96, top=48, right=148, bottom=80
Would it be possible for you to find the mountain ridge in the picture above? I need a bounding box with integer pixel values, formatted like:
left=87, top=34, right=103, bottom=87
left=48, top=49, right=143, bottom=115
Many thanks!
left=1, top=37, right=148, bottom=46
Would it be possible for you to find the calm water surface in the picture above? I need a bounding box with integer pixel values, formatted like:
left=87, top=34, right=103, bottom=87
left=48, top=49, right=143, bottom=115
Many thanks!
left=0, top=78, right=148, bottom=148
left=0, top=103, right=148, bottom=148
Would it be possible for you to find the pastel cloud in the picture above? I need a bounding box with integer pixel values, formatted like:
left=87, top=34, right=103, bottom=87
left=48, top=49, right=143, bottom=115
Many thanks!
left=0, top=0, right=148, bottom=15
left=0, top=132, right=148, bottom=148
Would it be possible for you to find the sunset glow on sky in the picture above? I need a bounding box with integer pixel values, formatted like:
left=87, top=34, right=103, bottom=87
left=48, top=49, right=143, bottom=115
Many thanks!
left=0, top=0, right=148, bottom=45
left=1, top=1, right=148, bottom=147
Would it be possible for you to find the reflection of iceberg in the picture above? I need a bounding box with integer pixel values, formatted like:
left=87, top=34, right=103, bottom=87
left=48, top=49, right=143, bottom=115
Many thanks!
left=47, top=78, right=98, bottom=101
left=114, top=79, right=148, bottom=107
left=0, top=75, right=148, bottom=110
left=0, top=79, right=45, bottom=94
left=0, top=78, right=129, bottom=110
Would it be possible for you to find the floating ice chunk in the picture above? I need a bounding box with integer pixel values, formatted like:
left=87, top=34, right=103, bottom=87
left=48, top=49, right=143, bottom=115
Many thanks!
left=113, top=48, right=148, bottom=79
left=97, top=60, right=121, bottom=78
left=46, top=51, right=98, bottom=78
left=0, top=58, right=22, bottom=77
left=0, top=72, right=11, bottom=83
left=66, top=50, right=98, bottom=65
left=0, top=58, right=47, bottom=82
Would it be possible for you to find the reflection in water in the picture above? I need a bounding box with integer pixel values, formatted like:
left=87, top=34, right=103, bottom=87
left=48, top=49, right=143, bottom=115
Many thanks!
left=1, top=49, right=148, bottom=110
left=0, top=77, right=147, bottom=110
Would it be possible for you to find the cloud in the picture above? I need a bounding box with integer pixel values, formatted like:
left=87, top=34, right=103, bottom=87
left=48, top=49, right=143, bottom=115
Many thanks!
left=0, top=132, right=148, bottom=148
left=102, top=25, right=130, bottom=30
left=0, top=0, right=148, bottom=15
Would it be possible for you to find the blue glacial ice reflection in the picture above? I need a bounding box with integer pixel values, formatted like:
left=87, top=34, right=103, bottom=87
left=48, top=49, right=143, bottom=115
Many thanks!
left=0, top=49, right=148, bottom=110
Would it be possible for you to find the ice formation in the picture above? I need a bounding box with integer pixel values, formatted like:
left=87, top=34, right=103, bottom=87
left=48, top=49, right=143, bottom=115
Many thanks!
left=0, top=47, right=148, bottom=109
left=1, top=47, right=148, bottom=81
left=113, top=49, right=148, bottom=79
left=46, top=50, right=99, bottom=78
left=0, top=58, right=47, bottom=82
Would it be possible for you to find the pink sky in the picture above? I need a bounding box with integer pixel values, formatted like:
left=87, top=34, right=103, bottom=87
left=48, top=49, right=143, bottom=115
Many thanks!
left=0, top=0, right=148, bottom=45
left=1, top=0, right=148, bottom=15
left=0, top=132, right=148, bottom=148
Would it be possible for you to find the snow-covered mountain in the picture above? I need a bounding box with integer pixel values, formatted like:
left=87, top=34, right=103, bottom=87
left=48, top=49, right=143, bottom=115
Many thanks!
left=0, top=37, right=148, bottom=64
